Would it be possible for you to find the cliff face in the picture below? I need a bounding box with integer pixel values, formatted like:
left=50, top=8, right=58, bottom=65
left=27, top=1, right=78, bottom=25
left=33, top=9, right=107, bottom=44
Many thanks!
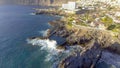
left=1, top=0, right=77, bottom=6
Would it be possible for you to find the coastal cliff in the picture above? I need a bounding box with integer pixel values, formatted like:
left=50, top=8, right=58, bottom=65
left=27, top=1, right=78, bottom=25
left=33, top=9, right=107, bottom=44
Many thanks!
left=48, top=19, right=120, bottom=68
left=29, top=18, right=120, bottom=68
left=0, top=0, right=77, bottom=6
left=30, top=2, right=120, bottom=67
left=26, top=1, right=120, bottom=68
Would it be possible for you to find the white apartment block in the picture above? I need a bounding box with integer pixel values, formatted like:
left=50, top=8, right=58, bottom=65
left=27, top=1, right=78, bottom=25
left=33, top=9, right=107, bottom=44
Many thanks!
left=62, top=2, right=76, bottom=10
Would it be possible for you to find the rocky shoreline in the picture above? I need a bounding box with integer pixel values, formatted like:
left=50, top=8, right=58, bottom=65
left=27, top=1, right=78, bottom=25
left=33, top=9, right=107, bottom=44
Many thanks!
left=29, top=4, right=120, bottom=68
left=28, top=18, right=120, bottom=68
left=33, top=8, right=69, bottom=17
left=48, top=19, right=120, bottom=68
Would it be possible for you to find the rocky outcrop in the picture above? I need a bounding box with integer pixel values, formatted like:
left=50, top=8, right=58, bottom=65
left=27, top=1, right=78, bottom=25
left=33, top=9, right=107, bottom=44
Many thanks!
left=49, top=20, right=114, bottom=47
left=58, top=41, right=103, bottom=68
left=49, top=20, right=74, bottom=38
left=58, top=41, right=120, bottom=68
left=107, top=42, right=120, bottom=54
left=35, top=9, right=69, bottom=16
left=48, top=20, right=120, bottom=68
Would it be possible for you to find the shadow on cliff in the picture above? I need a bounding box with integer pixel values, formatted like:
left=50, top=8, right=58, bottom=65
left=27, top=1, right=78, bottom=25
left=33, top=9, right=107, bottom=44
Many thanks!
left=106, top=42, right=120, bottom=55
left=58, top=41, right=120, bottom=68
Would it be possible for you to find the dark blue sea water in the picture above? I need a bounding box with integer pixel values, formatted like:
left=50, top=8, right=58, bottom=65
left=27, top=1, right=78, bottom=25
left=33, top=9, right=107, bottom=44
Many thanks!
left=0, top=5, right=60, bottom=68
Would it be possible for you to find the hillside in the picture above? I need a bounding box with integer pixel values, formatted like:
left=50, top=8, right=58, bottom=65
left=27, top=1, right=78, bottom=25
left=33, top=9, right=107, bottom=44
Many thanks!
left=0, top=0, right=77, bottom=6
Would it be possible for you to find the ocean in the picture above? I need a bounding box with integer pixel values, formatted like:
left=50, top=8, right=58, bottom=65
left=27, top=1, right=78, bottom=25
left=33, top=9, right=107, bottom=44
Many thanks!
left=0, top=5, right=60, bottom=68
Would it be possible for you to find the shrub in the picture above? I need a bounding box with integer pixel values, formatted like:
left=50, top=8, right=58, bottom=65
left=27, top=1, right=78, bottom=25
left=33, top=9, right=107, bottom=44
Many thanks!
left=107, top=24, right=116, bottom=30
left=100, top=16, right=113, bottom=26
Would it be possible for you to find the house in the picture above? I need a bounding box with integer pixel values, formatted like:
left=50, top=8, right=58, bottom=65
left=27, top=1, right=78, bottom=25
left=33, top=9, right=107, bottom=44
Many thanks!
left=90, top=19, right=105, bottom=29
left=115, top=12, right=120, bottom=17
left=90, top=22, right=95, bottom=27
left=68, top=2, right=76, bottom=10
left=62, top=4, right=69, bottom=10
left=62, top=2, right=76, bottom=10
left=98, top=23, right=106, bottom=29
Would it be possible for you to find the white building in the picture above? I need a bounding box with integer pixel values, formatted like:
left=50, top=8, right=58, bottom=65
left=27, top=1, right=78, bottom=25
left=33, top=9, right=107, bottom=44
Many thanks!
left=68, top=2, right=76, bottom=10
left=115, top=12, right=120, bottom=17
left=62, top=2, right=76, bottom=10
left=117, top=0, right=120, bottom=4
left=62, top=4, right=68, bottom=10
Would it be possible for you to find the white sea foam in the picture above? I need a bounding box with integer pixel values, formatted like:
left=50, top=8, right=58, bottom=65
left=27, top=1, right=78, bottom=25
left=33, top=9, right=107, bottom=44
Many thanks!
left=27, top=37, right=120, bottom=68
left=30, top=13, right=36, bottom=15
left=27, top=38, right=82, bottom=67
left=28, top=38, right=57, bottom=50
left=39, top=29, right=49, bottom=36
left=27, top=38, right=64, bottom=54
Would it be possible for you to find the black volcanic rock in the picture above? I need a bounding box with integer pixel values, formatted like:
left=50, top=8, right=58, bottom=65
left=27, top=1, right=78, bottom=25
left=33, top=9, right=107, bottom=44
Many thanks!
left=58, top=42, right=103, bottom=68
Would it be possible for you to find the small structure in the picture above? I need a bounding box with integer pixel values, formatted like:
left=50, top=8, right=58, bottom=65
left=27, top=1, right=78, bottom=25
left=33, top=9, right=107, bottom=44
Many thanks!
left=61, top=2, right=80, bottom=14
left=90, top=22, right=95, bottom=27
left=90, top=19, right=105, bottom=29
left=115, top=12, right=120, bottom=17
left=64, top=10, right=74, bottom=13
left=62, top=2, right=76, bottom=10
left=62, top=4, right=68, bottom=10
left=118, top=0, right=120, bottom=4
left=98, top=23, right=106, bottom=29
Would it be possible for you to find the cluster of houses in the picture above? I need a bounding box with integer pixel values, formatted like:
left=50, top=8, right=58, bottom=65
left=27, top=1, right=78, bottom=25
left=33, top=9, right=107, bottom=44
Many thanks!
left=78, top=0, right=120, bottom=5
left=90, top=18, right=106, bottom=29
left=61, top=0, right=120, bottom=11
left=61, top=1, right=93, bottom=14
left=61, top=0, right=120, bottom=29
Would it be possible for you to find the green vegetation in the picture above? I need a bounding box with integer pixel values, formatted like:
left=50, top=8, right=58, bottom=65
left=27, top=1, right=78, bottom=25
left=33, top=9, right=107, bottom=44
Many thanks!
left=68, top=22, right=72, bottom=26
left=116, top=24, right=120, bottom=29
left=66, top=15, right=75, bottom=22
left=113, top=24, right=120, bottom=33
left=100, top=16, right=113, bottom=26
left=81, top=13, right=93, bottom=22
left=107, top=6, right=115, bottom=11
left=65, top=16, right=73, bottom=30
left=67, top=17, right=74, bottom=22
left=107, top=24, right=116, bottom=30
left=107, top=24, right=120, bottom=33
left=76, top=22, right=88, bottom=26
left=65, top=22, right=72, bottom=30
left=78, top=6, right=82, bottom=9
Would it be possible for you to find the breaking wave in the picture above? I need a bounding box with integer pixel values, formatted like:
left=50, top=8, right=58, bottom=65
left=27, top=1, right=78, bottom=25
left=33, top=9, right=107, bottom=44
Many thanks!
left=27, top=38, right=82, bottom=67
left=27, top=38, right=59, bottom=51
left=39, top=29, right=49, bottom=37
